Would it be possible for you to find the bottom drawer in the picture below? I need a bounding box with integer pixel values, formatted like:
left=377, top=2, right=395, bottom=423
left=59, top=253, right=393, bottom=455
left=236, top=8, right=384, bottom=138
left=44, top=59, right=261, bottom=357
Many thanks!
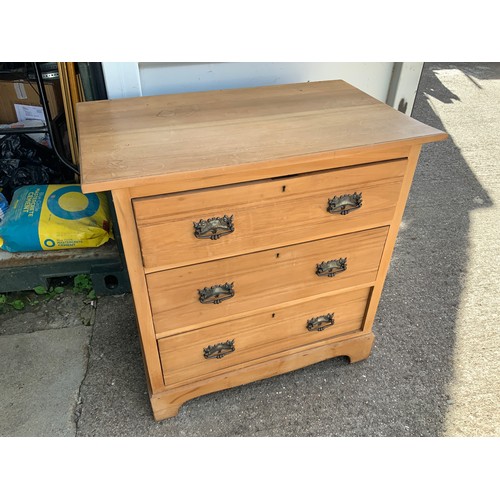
left=158, top=287, right=371, bottom=387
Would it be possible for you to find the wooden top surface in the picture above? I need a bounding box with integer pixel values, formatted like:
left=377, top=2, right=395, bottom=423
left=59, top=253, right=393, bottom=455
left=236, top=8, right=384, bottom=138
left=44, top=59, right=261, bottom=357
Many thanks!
left=77, top=80, right=447, bottom=192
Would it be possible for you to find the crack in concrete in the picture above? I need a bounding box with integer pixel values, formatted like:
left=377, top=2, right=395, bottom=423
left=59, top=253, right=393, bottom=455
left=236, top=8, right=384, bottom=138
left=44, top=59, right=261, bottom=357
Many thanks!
left=73, top=302, right=98, bottom=436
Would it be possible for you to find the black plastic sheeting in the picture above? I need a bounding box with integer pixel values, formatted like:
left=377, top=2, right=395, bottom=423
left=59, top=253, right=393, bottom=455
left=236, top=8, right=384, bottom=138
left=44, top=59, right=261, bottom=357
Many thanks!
left=0, top=134, right=69, bottom=202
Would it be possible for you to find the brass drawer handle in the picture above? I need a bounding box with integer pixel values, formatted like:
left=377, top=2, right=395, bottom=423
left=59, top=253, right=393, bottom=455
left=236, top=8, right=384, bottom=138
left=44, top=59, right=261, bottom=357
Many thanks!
left=203, top=339, right=235, bottom=359
left=307, top=313, right=335, bottom=332
left=316, top=257, right=347, bottom=277
left=327, top=193, right=362, bottom=215
left=193, top=215, right=234, bottom=239
left=198, top=282, right=235, bottom=304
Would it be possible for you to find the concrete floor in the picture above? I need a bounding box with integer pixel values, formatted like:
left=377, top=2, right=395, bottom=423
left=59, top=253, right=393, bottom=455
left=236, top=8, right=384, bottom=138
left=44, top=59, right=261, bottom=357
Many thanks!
left=0, top=62, right=498, bottom=437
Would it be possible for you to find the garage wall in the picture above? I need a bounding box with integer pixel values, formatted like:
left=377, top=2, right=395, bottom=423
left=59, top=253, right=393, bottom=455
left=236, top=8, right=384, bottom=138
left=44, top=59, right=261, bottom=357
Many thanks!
left=102, top=62, right=424, bottom=114
left=138, top=62, right=393, bottom=101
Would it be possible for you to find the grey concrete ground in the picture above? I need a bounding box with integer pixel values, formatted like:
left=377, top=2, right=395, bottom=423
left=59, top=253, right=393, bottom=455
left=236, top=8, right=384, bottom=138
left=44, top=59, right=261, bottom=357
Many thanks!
left=0, top=62, right=498, bottom=437
left=0, top=326, right=91, bottom=436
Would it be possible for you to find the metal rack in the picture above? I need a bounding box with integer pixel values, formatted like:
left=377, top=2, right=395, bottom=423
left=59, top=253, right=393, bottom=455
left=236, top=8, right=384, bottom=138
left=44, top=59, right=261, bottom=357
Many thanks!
left=0, top=63, right=79, bottom=176
left=0, top=62, right=130, bottom=295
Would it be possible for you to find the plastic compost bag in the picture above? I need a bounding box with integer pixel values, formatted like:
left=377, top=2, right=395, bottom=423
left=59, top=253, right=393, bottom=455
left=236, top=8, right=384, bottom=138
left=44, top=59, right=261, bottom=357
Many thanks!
left=0, top=184, right=113, bottom=252
left=0, top=192, right=8, bottom=222
left=0, top=134, right=67, bottom=201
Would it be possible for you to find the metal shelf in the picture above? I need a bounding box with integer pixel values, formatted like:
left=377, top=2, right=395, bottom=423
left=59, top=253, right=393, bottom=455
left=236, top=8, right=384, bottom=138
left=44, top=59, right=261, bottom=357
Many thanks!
left=0, top=63, right=130, bottom=295
left=0, top=63, right=79, bottom=176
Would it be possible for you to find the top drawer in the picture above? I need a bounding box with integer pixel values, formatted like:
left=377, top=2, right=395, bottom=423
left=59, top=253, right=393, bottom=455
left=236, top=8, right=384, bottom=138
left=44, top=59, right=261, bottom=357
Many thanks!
left=134, top=159, right=407, bottom=271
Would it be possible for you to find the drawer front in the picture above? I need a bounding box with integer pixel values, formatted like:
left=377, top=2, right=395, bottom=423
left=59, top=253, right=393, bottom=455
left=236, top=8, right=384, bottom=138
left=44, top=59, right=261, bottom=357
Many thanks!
left=148, top=227, right=388, bottom=337
left=158, top=287, right=370, bottom=387
left=134, top=159, right=406, bottom=270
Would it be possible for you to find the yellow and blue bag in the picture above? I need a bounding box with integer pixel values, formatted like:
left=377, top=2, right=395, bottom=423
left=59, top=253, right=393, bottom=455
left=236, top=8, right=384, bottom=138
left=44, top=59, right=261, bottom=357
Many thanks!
left=0, top=184, right=113, bottom=252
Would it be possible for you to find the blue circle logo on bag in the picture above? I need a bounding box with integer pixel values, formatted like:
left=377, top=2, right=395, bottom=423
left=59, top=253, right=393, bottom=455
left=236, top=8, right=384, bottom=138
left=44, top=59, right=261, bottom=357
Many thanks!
left=47, top=186, right=100, bottom=220
left=44, top=239, right=56, bottom=247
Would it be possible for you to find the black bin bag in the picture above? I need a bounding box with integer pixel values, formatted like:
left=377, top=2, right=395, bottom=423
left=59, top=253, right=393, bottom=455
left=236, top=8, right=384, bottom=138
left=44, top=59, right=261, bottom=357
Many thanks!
left=0, top=134, right=67, bottom=202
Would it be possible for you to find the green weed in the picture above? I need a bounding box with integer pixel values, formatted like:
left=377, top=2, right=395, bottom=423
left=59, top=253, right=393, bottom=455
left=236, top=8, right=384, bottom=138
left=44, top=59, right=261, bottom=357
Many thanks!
left=0, top=294, right=25, bottom=313
left=73, top=274, right=96, bottom=300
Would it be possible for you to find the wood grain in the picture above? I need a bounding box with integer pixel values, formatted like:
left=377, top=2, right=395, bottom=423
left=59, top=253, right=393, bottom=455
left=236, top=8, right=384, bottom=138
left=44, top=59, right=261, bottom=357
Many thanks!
left=77, top=79, right=448, bottom=421
left=76, top=80, right=447, bottom=193
left=58, top=62, right=79, bottom=165
left=110, top=188, right=165, bottom=393
left=147, top=227, right=388, bottom=336
left=362, top=145, right=423, bottom=332
left=151, top=332, right=374, bottom=420
left=158, top=287, right=370, bottom=387
left=135, top=160, right=406, bottom=271
left=127, top=144, right=412, bottom=199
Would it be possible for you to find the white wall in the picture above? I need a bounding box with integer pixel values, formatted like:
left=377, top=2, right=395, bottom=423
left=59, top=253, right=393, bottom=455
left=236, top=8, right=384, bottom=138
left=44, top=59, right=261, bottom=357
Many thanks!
left=102, top=62, right=424, bottom=115
left=138, top=62, right=394, bottom=102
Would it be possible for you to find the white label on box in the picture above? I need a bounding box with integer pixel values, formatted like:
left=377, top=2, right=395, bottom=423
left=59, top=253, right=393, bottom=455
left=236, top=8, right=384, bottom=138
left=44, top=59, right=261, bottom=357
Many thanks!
left=14, top=82, right=28, bottom=99
left=14, top=104, right=45, bottom=122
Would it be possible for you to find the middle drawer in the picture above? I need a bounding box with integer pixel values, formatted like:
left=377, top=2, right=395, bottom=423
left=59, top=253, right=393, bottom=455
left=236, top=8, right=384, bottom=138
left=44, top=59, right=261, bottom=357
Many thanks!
left=148, top=226, right=388, bottom=337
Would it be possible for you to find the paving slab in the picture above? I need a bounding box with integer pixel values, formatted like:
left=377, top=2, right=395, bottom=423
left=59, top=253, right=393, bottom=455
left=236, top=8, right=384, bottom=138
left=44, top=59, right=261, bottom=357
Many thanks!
left=0, top=326, right=92, bottom=436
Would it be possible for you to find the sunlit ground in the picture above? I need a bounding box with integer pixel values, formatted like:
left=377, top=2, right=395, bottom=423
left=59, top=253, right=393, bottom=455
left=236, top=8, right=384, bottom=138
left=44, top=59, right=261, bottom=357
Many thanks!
left=426, top=65, right=499, bottom=436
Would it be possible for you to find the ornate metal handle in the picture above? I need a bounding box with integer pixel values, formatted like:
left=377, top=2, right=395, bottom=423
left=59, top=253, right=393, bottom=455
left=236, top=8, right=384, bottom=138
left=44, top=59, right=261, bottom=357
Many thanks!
left=327, top=193, right=362, bottom=215
left=193, top=215, right=234, bottom=239
left=198, top=282, right=235, bottom=304
left=316, top=258, right=347, bottom=277
left=203, top=339, right=235, bottom=359
left=306, top=313, right=335, bottom=332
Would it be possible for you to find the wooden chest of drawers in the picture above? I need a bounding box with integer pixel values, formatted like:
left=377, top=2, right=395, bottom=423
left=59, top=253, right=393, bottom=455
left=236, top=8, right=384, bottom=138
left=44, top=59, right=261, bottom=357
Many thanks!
left=77, top=80, right=446, bottom=421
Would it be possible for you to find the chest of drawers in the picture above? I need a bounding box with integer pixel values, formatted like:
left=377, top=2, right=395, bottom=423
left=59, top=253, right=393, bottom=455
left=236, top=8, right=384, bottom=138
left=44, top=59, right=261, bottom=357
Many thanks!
left=77, top=80, right=446, bottom=421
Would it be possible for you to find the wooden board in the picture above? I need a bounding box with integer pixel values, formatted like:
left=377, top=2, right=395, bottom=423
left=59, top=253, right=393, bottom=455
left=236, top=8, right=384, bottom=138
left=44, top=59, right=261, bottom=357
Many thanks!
left=134, top=160, right=406, bottom=271
left=76, top=80, right=447, bottom=193
left=158, top=287, right=371, bottom=387
left=148, top=227, right=388, bottom=336
left=151, top=332, right=375, bottom=420
left=127, top=144, right=412, bottom=199
left=111, top=189, right=165, bottom=393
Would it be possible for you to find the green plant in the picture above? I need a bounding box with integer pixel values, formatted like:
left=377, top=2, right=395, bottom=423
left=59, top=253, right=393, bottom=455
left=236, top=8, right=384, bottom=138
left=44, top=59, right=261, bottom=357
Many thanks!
left=0, top=293, right=25, bottom=313
left=73, top=274, right=96, bottom=299
left=33, top=285, right=65, bottom=300
left=0, top=274, right=97, bottom=316
left=0, top=294, right=7, bottom=313
left=10, top=299, right=25, bottom=310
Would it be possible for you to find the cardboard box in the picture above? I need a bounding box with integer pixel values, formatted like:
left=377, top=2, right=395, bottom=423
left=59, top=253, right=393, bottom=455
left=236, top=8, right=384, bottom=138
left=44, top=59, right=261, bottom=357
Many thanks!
left=0, top=79, right=64, bottom=124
